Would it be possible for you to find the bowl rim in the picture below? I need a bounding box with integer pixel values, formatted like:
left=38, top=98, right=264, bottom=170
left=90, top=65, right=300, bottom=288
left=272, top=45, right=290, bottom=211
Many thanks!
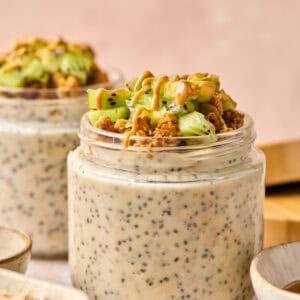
left=250, top=240, right=300, bottom=298
left=0, top=268, right=89, bottom=299
left=0, top=225, right=32, bottom=264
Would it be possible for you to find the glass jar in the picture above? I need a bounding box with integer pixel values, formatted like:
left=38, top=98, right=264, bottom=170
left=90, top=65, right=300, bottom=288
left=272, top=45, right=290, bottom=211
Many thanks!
left=0, top=67, right=123, bottom=258
left=68, top=113, right=265, bottom=300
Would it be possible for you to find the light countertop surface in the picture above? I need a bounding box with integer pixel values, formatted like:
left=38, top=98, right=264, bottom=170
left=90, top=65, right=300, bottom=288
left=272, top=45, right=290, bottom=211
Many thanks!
left=27, top=259, right=71, bottom=286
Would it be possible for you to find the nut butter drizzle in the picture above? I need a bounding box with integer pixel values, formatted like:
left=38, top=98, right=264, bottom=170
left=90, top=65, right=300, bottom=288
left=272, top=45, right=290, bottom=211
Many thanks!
left=175, top=80, right=190, bottom=106
left=134, top=70, right=154, bottom=92
left=124, top=75, right=169, bottom=147
left=131, top=89, right=145, bottom=106
left=95, top=88, right=105, bottom=109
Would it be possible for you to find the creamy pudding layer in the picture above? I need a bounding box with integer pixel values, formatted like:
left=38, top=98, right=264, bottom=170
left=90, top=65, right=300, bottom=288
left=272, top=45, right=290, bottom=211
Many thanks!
left=0, top=97, right=84, bottom=256
left=68, top=128, right=265, bottom=300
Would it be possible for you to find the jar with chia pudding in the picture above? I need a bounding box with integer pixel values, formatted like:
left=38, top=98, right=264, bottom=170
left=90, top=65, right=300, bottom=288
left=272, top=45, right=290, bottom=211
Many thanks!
left=68, top=71, right=265, bottom=300
left=0, top=36, right=123, bottom=257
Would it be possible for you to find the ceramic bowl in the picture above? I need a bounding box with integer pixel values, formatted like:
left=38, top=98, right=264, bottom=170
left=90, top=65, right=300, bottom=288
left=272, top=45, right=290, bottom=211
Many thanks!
left=250, top=241, right=300, bottom=300
left=0, top=268, right=89, bottom=299
left=0, top=226, right=32, bottom=273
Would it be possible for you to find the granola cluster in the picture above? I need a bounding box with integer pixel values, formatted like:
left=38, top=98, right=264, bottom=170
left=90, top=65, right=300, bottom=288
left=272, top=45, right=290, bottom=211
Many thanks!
left=87, top=71, right=244, bottom=147
left=0, top=36, right=108, bottom=99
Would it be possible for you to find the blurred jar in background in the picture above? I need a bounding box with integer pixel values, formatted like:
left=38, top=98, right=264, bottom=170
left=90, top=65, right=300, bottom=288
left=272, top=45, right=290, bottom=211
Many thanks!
left=0, top=66, right=123, bottom=257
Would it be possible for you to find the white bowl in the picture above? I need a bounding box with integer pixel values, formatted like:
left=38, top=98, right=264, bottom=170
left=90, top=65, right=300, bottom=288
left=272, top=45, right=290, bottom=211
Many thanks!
left=0, top=226, right=32, bottom=273
left=0, top=268, right=89, bottom=299
left=250, top=241, right=300, bottom=299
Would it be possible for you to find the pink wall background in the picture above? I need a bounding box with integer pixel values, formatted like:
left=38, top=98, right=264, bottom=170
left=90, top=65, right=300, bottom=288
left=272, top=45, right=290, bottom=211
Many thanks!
left=0, top=0, right=299, bottom=143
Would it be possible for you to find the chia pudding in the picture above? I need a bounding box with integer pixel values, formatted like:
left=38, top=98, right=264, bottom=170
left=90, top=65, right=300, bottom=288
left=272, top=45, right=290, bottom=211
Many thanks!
left=68, top=71, right=265, bottom=299
left=0, top=37, right=123, bottom=257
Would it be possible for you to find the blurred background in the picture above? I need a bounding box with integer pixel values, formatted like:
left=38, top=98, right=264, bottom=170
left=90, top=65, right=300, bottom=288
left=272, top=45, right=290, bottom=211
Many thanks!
left=0, top=0, right=299, bottom=142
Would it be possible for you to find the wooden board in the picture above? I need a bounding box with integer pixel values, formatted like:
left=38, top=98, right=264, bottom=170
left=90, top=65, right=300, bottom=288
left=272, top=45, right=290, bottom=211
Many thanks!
left=259, top=138, right=300, bottom=186
left=264, top=184, right=300, bottom=248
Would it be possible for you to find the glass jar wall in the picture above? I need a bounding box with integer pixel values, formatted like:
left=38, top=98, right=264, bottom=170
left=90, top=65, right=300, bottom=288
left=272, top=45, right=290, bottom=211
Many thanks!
left=0, top=67, right=123, bottom=257
left=68, top=113, right=265, bottom=300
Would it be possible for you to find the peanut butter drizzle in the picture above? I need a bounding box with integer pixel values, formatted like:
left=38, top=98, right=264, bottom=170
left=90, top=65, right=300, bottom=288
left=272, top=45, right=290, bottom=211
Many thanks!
left=134, top=70, right=154, bottom=92
left=151, top=75, right=168, bottom=110
left=141, top=77, right=155, bottom=89
left=175, top=80, right=191, bottom=106
left=131, top=89, right=145, bottom=106
left=1, top=62, right=22, bottom=73
left=124, top=75, right=168, bottom=147
left=95, top=88, right=105, bottom=109
left=124, top=106, right=150, bottom=148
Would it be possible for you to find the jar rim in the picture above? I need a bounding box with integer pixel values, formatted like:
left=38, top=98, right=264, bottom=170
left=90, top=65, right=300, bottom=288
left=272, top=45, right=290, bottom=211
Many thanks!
left=80, top=112, right=256, bottom=152
left=0, top=65, right=124, bottom=104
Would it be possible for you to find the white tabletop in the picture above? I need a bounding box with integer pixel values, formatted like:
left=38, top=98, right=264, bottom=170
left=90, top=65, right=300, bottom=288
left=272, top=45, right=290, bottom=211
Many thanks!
left=27, top=259, right=71, bottom=286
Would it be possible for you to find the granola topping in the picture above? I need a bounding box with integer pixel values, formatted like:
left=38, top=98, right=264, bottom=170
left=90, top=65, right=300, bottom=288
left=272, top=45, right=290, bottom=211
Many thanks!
left=0, top=36, right=108, bottom=90
left=87, top=71, right=244, bottom=147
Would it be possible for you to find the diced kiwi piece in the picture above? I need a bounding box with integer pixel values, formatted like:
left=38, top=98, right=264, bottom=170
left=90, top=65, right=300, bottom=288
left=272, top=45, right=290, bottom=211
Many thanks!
left=40, top=51, right=61, bottom=73
left=129, top=94, right=152, bottom=109
left=126, top=77, right=138, bottom=91
left=197, top=81, right=217, bottom=102
left=168, top=101, right=195, bottom=116
left=187, top=73, right=208, bottom=82
left=163, top=81, right=194, bottom=102
left=88, top=106, right=130, bottom=124
left=23, top=59, right=44, bottom=81
left=87, top=88, right=132, bottom=110
left=140, top=107, right=167, bottom=127
left=206, top=74, right=220, bottom=90
left=163, top=81, right=178, bottom=100
left=149, top=109, right=166, bottom=126
left=187, top=73, right=220, bottom=90
left=0, top=69, right=24, bottom=87
left=163, top=81, right=211, bottom=103
left=61, top=52, right=92, bottom=84
left=31, top=38, right=47, bottom=51
left=178, top=111, right=216, bottom=136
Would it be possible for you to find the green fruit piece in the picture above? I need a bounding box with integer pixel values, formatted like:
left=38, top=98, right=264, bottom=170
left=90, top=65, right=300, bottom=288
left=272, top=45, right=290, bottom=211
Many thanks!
left=197, top=81, right=217, bottom=102
left=30, top=38, right=47, bottom=51
left=206, top=74, right=220, bottom=90
left=0, top=69, right=24, bottom=87
left=178, top=111, right=216, bottom=137
left=168, top=101, right=195, bottom=116
left=23, top=59, right=44, bottom=81
left=88, top=106, right=130, bottom=124
left=187, top=73, right=220, bottom=90
left=163, top=81, right=178, bottom=100
left=40, top=51, right=61, bottom=73
left=149, top=109, right=166, bottom=126
left=61, top=52, right=92, bottom=84
left=87, top=88, right=132, bottom=110
left=129, top=94, right=152, bottom=109
left=126, top=77, right=138, bottom=91
left=163, top=81, right=212, bottom=103
left=187, top=73, right=208, bottom=82
left=162, top=81, right=196, bottom=102
left=140, top=107, right=167, bottom=127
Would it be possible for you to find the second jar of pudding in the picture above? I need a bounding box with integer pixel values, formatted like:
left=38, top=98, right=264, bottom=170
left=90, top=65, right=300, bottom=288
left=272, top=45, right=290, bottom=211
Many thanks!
left=68, top=114, right=265, bottom=300
left=0, top=68, right=122, bottom=257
